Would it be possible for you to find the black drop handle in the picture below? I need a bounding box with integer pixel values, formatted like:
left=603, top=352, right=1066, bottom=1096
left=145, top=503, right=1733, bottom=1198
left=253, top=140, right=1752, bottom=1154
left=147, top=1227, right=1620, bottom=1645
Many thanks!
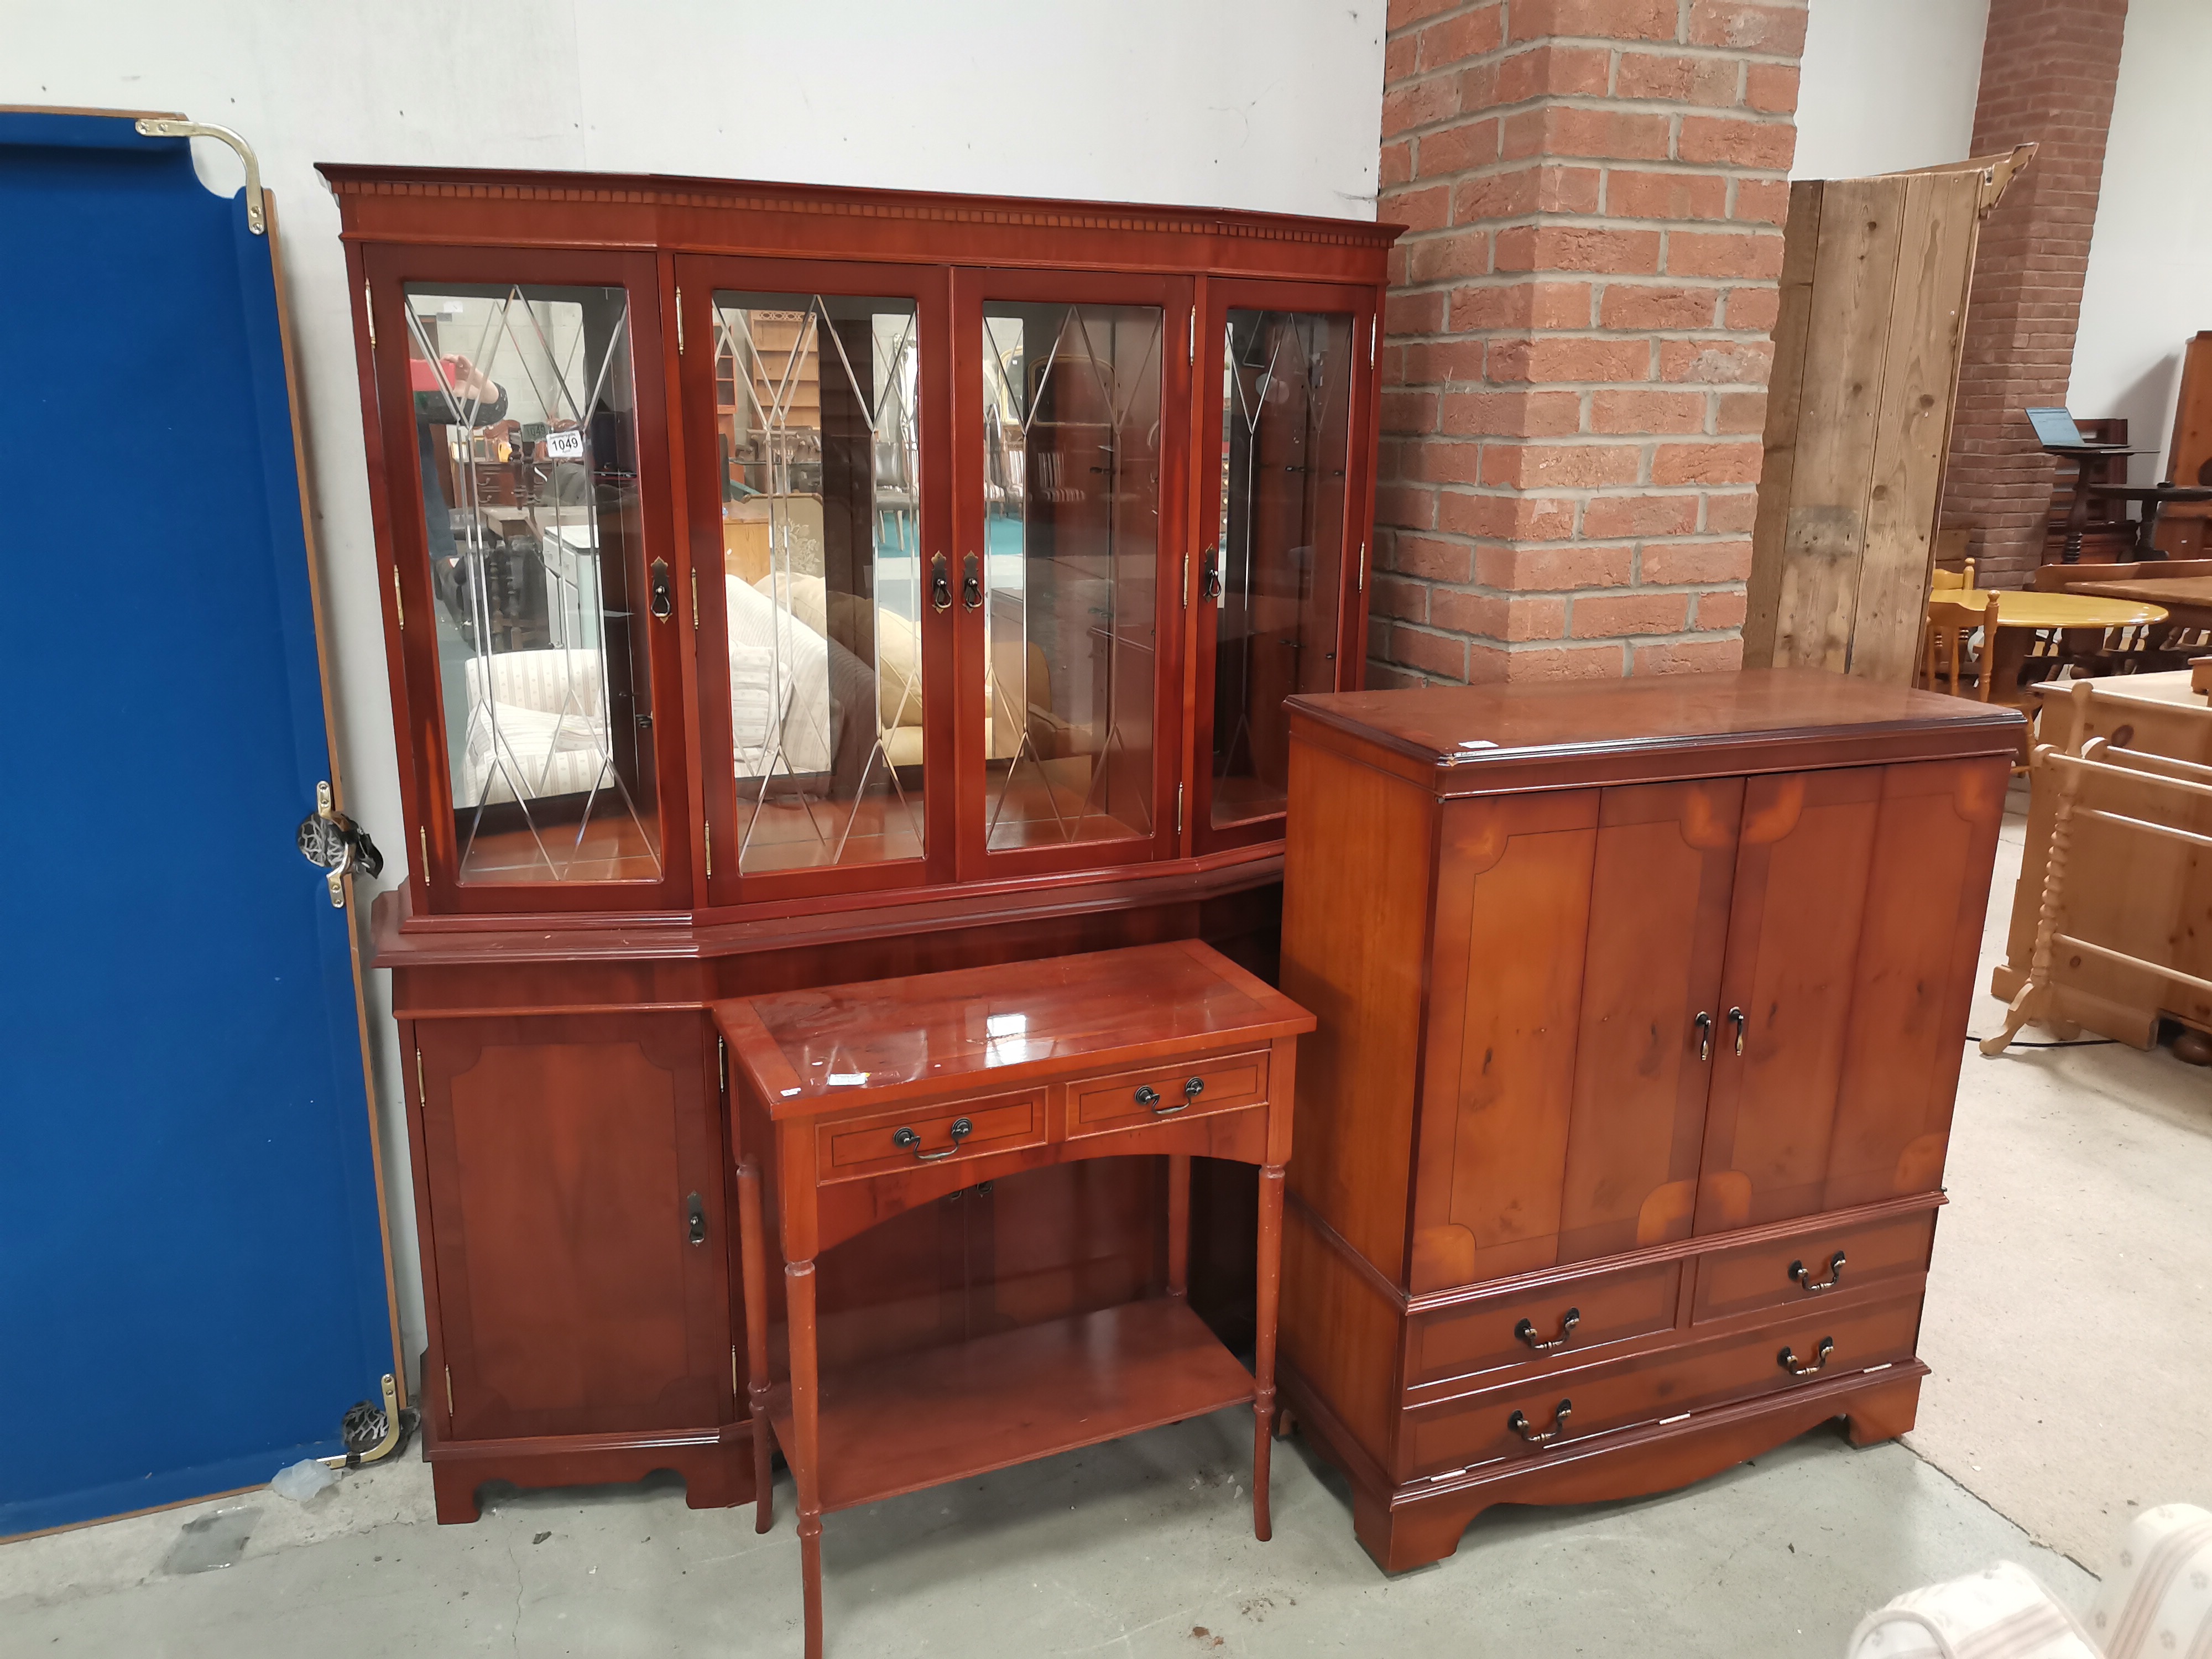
left=962, top=552, right=983, bottom=610
left=650, top=556, right=673, bottom=622
left=686, top=1191, right=706, bottom=1245
left=931, top=552, right=952, bottom=613
left=1200, top=547, right=1223, bottom=602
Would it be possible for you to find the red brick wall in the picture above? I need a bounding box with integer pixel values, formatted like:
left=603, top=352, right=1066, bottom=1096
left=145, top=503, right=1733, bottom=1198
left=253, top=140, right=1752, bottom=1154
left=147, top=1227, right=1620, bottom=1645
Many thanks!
left=1373, top=0, right=1805, bottom=685
left=1939, top=0, right=2129, bottom=588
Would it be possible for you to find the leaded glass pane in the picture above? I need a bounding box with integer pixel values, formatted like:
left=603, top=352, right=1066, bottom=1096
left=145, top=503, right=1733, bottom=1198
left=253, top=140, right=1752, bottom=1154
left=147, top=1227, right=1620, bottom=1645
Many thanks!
left=404, top=283, right=660, bottom=884
left=714, top=293, right=925, bottom=874
left=980, top=302, right=1161, bottom=852
left=1212, top=309, right=1352, bottom=827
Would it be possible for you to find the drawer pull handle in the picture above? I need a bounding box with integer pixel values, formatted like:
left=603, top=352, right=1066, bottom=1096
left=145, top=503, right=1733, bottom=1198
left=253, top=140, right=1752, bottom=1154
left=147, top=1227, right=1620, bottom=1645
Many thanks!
left=1507, top=1399, right=1572, bottom=1447
left=1183, top=1075, right=1205, bottom=1100
left=1789, top=1251, right=1846, bottom=1294
left=892, top=1118, right=972, bottom=1162
left=1778, top=1338, right=1835, bottom=1378
left=1694, top=1011, right=1714, bottom=1062
left=1514, top=1308, right=1581, bottom=1352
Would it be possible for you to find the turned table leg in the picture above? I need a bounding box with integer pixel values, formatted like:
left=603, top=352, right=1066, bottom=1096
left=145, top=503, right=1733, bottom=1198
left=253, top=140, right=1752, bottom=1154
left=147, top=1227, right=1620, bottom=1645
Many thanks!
left=786, top=1258, right=825, bottom=1659
left=1165, top=1154, right=1191, bottom=1299
left=1251, top=1162, right=1285, bottom=1543
left=737, top=1157, right=774, bottom=1534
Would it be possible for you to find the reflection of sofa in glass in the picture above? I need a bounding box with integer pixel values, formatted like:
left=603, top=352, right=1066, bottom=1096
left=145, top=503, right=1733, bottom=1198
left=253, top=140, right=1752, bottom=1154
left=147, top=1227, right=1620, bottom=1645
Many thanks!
left=728, top=572, right=1051, bottom=784
left=457, top=650, right=617, bottom=808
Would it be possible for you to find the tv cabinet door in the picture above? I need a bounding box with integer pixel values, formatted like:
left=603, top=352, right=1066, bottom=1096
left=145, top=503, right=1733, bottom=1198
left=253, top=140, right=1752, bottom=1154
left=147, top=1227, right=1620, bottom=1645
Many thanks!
left=414, top=1014, right=732, bottom=1440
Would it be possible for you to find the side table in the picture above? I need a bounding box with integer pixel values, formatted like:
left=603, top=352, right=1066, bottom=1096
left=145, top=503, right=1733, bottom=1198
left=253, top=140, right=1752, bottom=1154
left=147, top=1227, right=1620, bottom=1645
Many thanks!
left=714, top=941, right=1314, bottom=1659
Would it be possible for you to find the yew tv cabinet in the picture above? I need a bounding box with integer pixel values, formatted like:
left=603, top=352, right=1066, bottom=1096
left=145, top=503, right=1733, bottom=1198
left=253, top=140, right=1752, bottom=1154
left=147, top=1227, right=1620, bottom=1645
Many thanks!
left=1275, top=670, right=2021, bottom=1572
left=321, top=163, right=1396, bottom=1519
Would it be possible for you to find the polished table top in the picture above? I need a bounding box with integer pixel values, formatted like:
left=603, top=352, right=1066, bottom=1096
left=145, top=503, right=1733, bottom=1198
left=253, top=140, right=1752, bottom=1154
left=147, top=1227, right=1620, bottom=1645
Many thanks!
left=1948, top=587, right=2169, bottom=628
left=2064, top=575, right=2212, bottom=611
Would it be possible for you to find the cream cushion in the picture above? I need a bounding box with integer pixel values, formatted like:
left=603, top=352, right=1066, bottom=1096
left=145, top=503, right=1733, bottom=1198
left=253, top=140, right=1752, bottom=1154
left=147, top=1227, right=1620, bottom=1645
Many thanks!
left=1846, top=1561, right=2096, bottom=1659
left=458, top=649, right=615, bottom=808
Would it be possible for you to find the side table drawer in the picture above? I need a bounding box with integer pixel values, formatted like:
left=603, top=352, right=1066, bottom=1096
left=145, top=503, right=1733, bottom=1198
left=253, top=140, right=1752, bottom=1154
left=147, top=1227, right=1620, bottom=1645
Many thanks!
left=1408, top=1258, right=1681, bottom=1390
left=1401, top=1295, right=1923, bottom=1481
left=1069, top=1049, right=1269, bottom=1137
left=1693, top=1208, right=1937, bottom=1324
left=818, top=1090, right=1045, bottom=1182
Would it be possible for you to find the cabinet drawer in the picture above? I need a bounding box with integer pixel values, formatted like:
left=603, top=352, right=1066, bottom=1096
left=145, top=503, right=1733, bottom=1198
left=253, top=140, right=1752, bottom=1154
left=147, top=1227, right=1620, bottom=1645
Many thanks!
left=1408, top=1259, right=1682, bottom=1389
left=1693, top=1208, right=1937, bottom=1324
left=1401, top=1295, right=1923, bottom=1480
left=1068, top=1050, right=1269, bottom=1136
left=818, top=1091, right=1045, bottom=1182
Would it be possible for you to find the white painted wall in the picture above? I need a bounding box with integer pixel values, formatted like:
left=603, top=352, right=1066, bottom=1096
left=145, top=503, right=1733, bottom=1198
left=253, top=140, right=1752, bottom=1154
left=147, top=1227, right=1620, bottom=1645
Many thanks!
left=1791, top=0, right=1988, bottom=180
left=2069, top=0, right=2212, bottom=478
left=3, top=0, right=1387, bottom=1380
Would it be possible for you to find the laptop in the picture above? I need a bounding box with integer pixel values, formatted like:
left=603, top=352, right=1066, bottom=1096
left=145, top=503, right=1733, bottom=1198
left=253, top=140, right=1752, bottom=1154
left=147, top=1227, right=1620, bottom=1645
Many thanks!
left=2025, top=406, right=2142, bottom=454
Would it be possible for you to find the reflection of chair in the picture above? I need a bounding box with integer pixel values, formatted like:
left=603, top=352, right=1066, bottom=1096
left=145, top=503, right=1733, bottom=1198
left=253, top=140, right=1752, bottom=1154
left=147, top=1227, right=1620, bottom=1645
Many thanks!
left=1921, top=592, right=2000, bottom=701
left=459, top=650, right=613, bottom=807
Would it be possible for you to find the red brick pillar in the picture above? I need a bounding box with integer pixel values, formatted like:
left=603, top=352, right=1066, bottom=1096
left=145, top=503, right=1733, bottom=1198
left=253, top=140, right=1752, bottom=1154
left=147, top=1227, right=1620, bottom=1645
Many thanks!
left=1373, top=0, right=1804, bottom=685
left=1939, top=0, right=2129, bottom=588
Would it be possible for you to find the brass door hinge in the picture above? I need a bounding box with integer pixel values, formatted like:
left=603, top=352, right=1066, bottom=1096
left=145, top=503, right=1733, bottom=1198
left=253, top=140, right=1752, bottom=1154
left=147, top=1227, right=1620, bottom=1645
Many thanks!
left=732, top=1344, right=739, bottom=1395
left=690, top=567, right=699, bottom=628
left=390, top=562, right=405, bottom=630
left=1369, top=319, right=1378, bottom=367
left=418, top=825, right=430, bottom=883
left=1181, top=549, right=1190, bottom=609
left=675, top=287, right=684, bottom=355
left=414, top=1042, right=425, bottom=1108
left=1358, top=539, right=1368, bottom=593
left=703, top=820, right=713, bottom=879
left=1187, top=310, right=1195, bottom=367
left=718, top=1034, right=728, bottom=1095
left=444, top=1365, right=454, bottom=1416
left=1176, top=781, right=1185, bottom=838
left=364, top=279, right=375, bottom=348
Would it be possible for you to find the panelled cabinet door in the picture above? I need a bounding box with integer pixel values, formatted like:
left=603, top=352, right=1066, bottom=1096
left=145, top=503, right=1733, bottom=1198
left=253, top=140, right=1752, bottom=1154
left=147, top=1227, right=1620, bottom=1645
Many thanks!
left=1695, top=768, right=1885, bottom=1230
left=1408, top=779, right=1739, bottom=1292
left=1694, top=759, right=2006, bottom=1229
left=1824, top=757, right=2008, bottom=1207
left=364, top=249, right=691, bottom=914
left=414, top=1015, right=731, bottom=1439
left=1192, top=280, right=1375, bottom=853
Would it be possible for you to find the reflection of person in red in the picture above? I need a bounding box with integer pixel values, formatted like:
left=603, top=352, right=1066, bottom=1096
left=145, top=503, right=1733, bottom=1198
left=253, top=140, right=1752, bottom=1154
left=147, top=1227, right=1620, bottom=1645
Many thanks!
left=410, top=332, right=507, bottom=624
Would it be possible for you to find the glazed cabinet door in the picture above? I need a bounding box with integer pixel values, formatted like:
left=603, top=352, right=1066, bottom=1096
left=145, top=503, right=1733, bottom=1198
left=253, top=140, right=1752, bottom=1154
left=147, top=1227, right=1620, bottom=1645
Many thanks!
left=675, top=259, right=957, bottom=906
left=1694, top=758, right=2007, bottom=1229
left=952, top=268, right=1191, bottom=879
left=413, top=1014, right=731, bottom=1441
left=1191, top=280, right=1377, bottom=853
left=363, top=248, right=690, bottom=914
left=1408, top=778, right=1740, bottom=1292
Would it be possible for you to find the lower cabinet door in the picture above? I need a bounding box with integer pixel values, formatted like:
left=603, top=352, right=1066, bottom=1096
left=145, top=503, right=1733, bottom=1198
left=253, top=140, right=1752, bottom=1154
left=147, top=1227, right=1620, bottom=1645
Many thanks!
left=413, top=1014, right=732, bottom=1440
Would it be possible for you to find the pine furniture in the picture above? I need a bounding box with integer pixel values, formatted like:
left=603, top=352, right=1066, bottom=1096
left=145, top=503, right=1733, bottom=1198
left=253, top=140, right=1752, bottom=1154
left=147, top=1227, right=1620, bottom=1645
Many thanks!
left=318, top=163, right=1395, bottom=1520
left=717, top=941, right=1310, bottom=1659
left=1274, top=669, right=2021, bottom=1572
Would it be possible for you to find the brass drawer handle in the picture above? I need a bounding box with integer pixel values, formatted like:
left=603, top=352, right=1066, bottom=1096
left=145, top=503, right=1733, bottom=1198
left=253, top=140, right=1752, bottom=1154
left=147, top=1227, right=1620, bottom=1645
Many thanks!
left=1694, top=1010, right=1714, bottom=1062
left=1514, top=1307, right=1581, bottom=1352
left=1790, top=1251, right=1846, bottom=1294
left=1507, top=1399, right=1572, bottom=1447
left=1778, top=1338, right=1834, bottom=1377
left=892, top=1118, right=972, bottom=1162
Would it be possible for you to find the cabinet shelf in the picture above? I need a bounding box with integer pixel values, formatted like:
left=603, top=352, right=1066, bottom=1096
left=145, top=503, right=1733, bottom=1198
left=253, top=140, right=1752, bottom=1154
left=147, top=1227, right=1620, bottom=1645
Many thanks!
left=768, top=1297, right=1255, bottom=1515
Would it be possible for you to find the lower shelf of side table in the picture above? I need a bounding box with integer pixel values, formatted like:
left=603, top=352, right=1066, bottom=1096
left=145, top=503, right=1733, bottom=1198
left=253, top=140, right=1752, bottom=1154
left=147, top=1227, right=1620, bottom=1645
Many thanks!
left=768, top=1296, right=1256, bottom=1514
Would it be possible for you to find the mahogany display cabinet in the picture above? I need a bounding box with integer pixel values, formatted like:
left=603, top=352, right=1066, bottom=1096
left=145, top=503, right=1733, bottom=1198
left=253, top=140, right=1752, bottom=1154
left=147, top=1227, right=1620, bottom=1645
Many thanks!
left=317, top=162, right=1397, bottom=1519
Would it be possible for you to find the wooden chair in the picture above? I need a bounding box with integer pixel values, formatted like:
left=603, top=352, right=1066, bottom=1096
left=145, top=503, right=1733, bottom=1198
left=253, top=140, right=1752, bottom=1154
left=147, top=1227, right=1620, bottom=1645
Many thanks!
left=1922, top=591, right=2001, bottom=700
left=1929, top=559, right=1976, bottom=593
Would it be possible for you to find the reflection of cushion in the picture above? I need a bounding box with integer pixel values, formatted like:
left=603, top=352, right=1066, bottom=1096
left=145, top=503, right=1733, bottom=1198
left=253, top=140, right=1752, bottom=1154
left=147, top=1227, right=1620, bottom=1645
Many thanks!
left=754, top=572, right=925, bottom=729
left=727, top=575, right=832, bottom=775
left=457, top=651, right=614, bottom=807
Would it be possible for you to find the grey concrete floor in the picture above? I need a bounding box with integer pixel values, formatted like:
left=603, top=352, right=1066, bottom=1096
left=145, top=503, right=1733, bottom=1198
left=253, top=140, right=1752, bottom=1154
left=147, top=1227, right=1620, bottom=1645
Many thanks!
left=8, top=787, right=2206, bottom=1655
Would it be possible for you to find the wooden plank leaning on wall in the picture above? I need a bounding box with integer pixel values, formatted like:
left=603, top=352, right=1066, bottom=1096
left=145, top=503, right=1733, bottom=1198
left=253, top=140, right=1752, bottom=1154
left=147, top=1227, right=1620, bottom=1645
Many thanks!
left=1743, top=146, right=2033, bottom=684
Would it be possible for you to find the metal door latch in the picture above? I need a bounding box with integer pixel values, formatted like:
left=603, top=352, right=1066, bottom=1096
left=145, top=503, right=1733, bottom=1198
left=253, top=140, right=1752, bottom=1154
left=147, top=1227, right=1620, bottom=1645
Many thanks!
left=297, top=781, right=384, bottom=907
